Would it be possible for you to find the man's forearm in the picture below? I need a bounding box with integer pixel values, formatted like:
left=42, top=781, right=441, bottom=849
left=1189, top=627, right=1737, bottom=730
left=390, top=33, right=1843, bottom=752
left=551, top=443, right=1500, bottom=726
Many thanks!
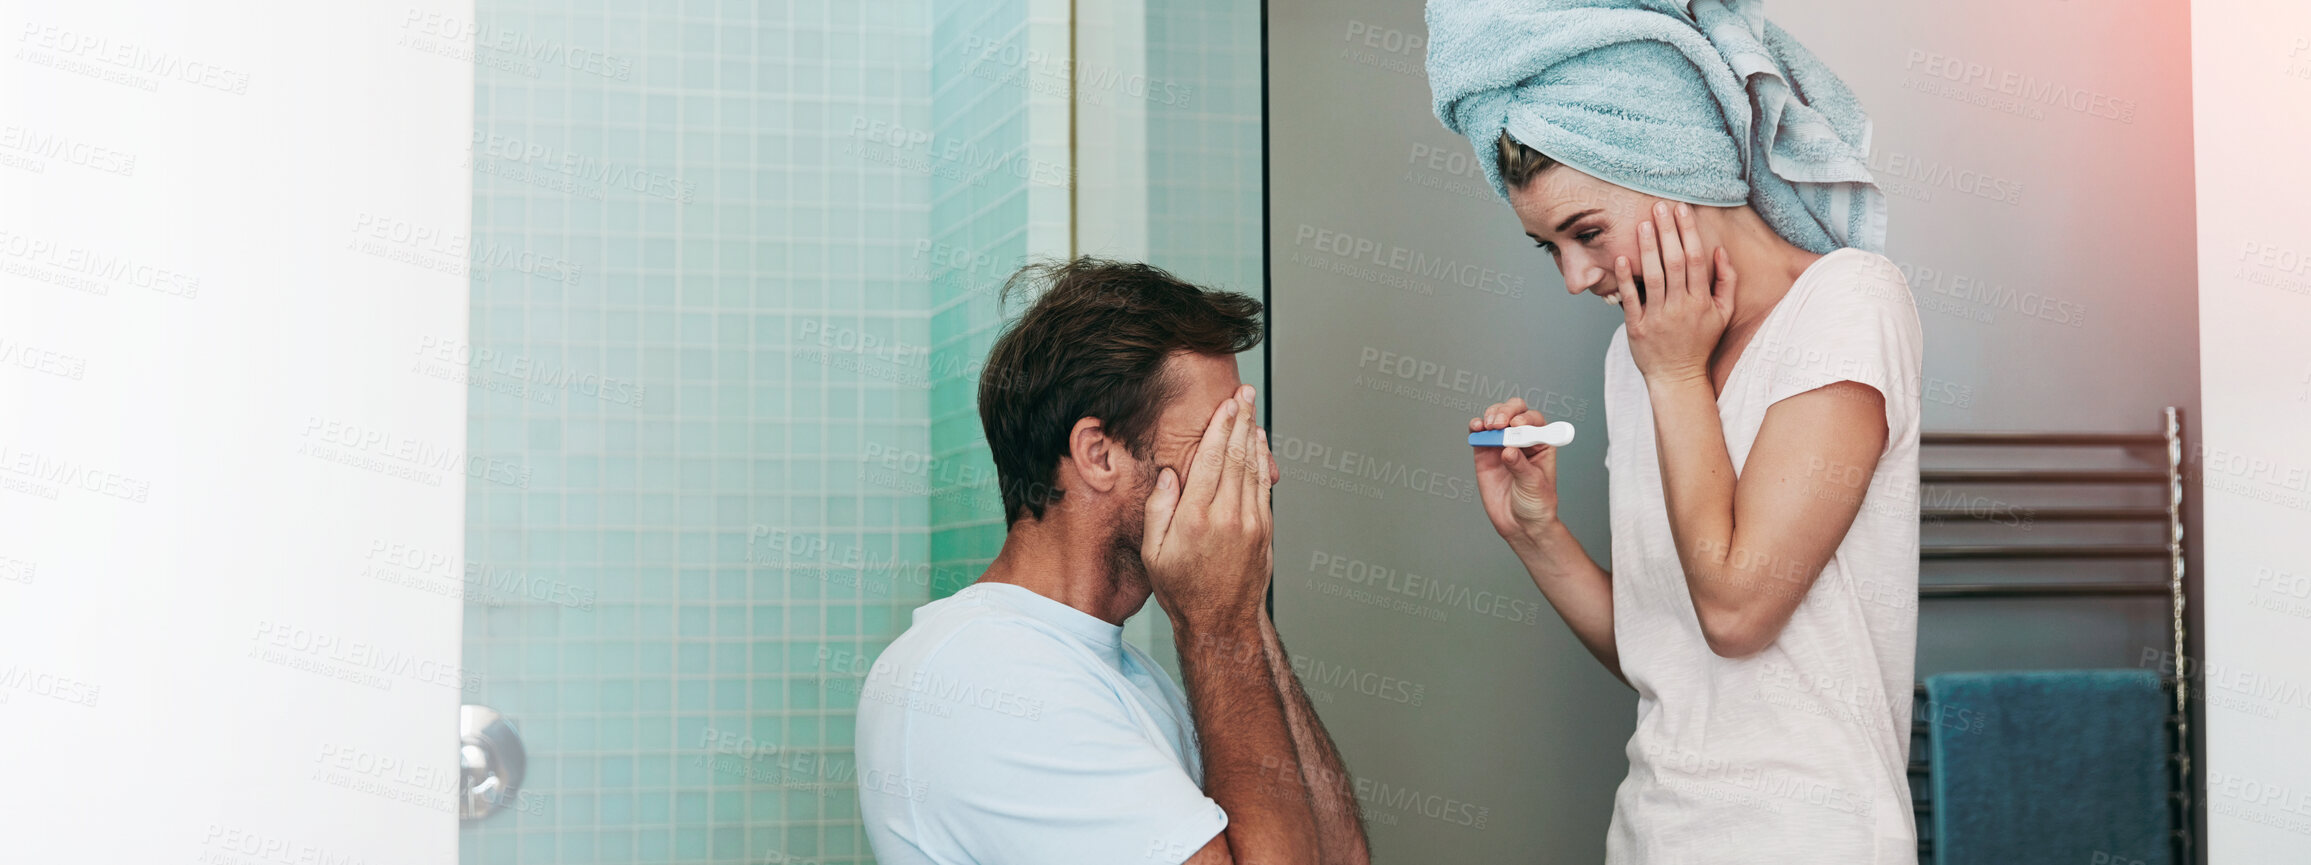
left=1176, top=613, right=1320, bottom=863
left=1259, top=611, right=1371, bottom=865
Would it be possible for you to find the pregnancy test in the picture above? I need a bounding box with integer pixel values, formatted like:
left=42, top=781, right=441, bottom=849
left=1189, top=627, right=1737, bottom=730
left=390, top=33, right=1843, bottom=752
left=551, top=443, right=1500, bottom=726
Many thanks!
left=1468, top=422, right=1576, bottom=448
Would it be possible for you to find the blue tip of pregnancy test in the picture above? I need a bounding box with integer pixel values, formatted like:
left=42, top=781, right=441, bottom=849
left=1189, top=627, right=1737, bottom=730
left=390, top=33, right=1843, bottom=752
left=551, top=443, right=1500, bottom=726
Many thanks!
left=1468, top=429, right=1507, bottom=447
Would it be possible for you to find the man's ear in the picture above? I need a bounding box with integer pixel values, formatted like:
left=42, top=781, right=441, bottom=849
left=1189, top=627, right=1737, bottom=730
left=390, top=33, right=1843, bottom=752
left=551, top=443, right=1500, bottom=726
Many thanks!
left=1063, top=417, right=1126, bottom=494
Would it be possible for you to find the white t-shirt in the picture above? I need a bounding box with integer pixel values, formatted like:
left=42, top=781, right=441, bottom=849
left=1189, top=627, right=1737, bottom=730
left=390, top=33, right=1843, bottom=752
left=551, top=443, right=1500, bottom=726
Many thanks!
left=855, top=582, right=1228, bottom=865
left=1600, top=247, right=1924, bottom=864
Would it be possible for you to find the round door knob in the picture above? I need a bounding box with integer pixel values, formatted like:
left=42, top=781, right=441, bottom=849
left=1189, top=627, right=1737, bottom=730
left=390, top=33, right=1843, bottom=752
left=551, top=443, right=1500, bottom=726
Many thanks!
left=458, top=704, right=526, bottom=820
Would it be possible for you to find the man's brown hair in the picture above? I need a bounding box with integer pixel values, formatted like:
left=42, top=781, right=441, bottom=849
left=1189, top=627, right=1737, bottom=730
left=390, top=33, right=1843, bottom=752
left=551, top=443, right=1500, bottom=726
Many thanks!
left=978, top=257, right=1264, bottom=524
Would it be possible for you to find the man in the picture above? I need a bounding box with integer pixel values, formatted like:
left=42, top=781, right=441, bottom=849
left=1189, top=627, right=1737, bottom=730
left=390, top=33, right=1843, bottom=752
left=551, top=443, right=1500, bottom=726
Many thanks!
left=855, top=258, right=1369, bottom=865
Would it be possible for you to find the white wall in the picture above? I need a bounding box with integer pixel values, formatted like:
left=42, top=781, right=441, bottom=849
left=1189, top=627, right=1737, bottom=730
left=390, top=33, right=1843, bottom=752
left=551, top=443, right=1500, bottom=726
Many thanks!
left=2190, top=1, right=2311, bottom=859
left=0, top=1, right=472, bottom=860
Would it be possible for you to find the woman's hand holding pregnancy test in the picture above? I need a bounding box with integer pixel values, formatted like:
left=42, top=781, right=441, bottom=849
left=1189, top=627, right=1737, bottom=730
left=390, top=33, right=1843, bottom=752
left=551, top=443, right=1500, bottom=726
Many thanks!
left=1470, top=398, right=1568, bottom=550
left=1618, top=201, right=1739, bottom=387
left=1472, top=402, right=1625, bottom=682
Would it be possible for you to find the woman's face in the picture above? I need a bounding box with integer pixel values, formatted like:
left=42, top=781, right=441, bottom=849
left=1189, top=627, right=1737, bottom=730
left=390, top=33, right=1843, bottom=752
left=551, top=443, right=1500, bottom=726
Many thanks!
left=1505, top=164, right=1666, bottom=306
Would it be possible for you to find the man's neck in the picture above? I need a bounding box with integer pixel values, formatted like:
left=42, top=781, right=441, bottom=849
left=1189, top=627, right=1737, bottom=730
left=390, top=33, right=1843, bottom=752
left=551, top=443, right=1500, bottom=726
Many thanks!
left=976, top=516, right=1147, bottom=626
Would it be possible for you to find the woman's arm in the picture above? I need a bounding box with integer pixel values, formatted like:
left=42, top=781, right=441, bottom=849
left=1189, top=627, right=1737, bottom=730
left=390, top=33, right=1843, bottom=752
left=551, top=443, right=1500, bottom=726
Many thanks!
left=1618, top=201, right=1888, bottom=658
left=1514, top=514, right=1623, bottom=682
left=1473, top=399, right=1624, bottom=683
left=1644, top=375, right=1885, bottom=657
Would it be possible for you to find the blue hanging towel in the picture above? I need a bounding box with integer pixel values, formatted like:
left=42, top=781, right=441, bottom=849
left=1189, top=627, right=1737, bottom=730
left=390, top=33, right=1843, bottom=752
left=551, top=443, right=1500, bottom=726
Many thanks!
left=1925, top=669, right=2174, bottom=865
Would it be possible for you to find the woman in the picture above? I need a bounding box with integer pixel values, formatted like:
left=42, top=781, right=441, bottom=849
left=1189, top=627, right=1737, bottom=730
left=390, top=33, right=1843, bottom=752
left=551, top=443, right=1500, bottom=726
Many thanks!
left=1428, top=0, right=1925, bottom=862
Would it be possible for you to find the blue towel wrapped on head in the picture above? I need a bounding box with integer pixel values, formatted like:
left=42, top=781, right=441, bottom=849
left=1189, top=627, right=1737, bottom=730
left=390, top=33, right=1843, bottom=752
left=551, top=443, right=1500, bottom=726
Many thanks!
left=1425, top=0, right=1887, bottom=254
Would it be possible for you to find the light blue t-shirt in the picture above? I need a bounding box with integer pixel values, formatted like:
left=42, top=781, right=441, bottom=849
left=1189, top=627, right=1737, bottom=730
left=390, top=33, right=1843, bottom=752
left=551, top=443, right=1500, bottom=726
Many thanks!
left=855, top=582, right=1228, bottom=865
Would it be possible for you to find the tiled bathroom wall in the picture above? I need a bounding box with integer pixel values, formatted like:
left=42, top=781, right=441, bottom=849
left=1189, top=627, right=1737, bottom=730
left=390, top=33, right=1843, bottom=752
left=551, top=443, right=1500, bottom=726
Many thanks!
left=1149, top=0, right=1265, bottom=307
left=457, top=0, right=937, bottom=862
left=922, top=0, right=1071, bottom=601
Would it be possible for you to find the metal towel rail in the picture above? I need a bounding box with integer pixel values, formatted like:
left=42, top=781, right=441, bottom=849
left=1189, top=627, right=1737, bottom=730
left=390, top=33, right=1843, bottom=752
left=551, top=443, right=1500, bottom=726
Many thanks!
left=1906, top=407, right=2192, bottom=865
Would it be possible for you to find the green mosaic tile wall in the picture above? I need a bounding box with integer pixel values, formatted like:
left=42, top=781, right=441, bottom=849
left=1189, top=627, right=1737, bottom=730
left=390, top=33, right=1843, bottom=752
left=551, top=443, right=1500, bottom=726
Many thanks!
left=922, top=0, right=1031, bottom=603
left=458, top=1, right=937, bottom=862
